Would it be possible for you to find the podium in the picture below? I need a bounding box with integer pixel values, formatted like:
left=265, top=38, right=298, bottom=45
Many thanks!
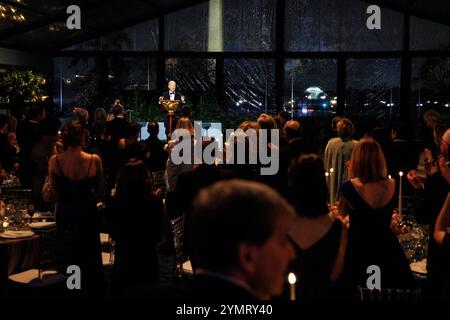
left=160, top=100, right=182, bottom=139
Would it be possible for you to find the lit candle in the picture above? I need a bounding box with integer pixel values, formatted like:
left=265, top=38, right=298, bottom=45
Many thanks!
left=288, top=272, right=296, bottom=301
left=398, top=171, right=403, bottom=215
left=2, top=219, right=9, bottom=230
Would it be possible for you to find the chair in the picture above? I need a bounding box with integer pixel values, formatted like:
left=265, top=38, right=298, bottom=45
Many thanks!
left=2, top=188, right=32, bottom=204
left=170, top=214, right=193, bottom=279
left=100, top=232, right=115, bottom=268
left=151, top=170, right=167, bottom=197
left=7, top=230, right=74, bottom=296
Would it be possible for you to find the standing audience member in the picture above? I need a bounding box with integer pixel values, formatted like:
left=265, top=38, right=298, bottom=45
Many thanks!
left=287, top=154, right=347, bottom=300
left=184, top=179, right=296, bottom=299
left=324, top=118, right=358, bottom=204
left=31, top=117, right=61, bottom=211
left=111, top=161, right=164, bottom=296
left=0, top=115, right=17, bottom=172
left=144, top=121, right=168, bottom=173
left=408, top=127, right=450, bottom=299
left=48, top=120, right=104, bottom=297
left=17, top=105, right=46, bottom=187
left=339, top=139, right=415, bottom=292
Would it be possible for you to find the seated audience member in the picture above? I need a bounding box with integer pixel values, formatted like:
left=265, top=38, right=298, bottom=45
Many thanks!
left=183, top=179, right=296, bottom=300
left=111, top=161, right=164, bottom=296
left=287, top=154, right=347, bottom=300
left=339, top=139, right=415, bottom=292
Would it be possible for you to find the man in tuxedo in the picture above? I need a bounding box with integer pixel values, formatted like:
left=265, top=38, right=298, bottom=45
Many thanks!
left=159, top=80, right=185, bottom=138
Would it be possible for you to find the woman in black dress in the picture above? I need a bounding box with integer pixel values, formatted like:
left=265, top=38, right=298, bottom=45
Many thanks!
left=339, top=138, right=415, bottom=293
left=110, top=160, right=164, bottom=296
left=48, top=120, right=105, bottom=297
left=287, top=154, right=348, bottom=300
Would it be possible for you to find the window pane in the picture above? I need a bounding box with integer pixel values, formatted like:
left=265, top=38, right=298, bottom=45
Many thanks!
left=108, top=57, right=156, bottom=90
left=411, top=57, right=450, bottom=120
left=65, top=19, right=159, bottom=51
left=223, top=0, right=275, bottom=51
left=53, top=57, right=97, bottom=113
left=285, top=0, right=403, bottom=51
left=346, top=59, right=401, bottom=124
left=224, top=59, right=276, bottom=123
left=410, top=17, right=450, bottom=51
left=165, top=0, right=275, bottom=52
left=284, top=59, right=337, bottom=118
left=165, top=2, right=209, bottom=51
left=165, top=58, right=218, bottom=121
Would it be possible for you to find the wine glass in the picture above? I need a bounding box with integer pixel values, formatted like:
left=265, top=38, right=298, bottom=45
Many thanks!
left=28, top=204, right=36, bottom=225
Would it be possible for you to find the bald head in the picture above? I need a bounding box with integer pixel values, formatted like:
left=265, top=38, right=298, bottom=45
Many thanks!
left=284, top=120, right=302, bottom=142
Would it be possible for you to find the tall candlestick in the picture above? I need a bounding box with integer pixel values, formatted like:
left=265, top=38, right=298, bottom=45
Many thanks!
left=398, top=171, right=403, bottom=214
left=288, top=272, right=296, bottom=301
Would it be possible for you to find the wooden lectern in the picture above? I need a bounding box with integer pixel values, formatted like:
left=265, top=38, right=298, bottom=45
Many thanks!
left=160, top=99, right=182, bottom=139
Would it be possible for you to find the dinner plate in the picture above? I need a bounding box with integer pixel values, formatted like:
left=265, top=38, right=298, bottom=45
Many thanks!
left=0, top=230, right=35, bottom=239
left=29, top=222, right=56, bottom=229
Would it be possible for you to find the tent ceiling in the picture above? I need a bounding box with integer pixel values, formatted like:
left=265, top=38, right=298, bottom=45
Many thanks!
left=0, top=0, right=448, bottom=52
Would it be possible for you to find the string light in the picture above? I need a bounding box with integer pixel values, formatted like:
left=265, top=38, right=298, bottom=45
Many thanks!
left=0, top=3, right=26, bottom=22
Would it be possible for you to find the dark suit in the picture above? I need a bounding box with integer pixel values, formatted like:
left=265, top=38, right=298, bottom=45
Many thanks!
left=128, top=273, right=257, bottom=300
left=160, top=91, right=184, bottom=137
left=276, top=137, right=318, bottom=196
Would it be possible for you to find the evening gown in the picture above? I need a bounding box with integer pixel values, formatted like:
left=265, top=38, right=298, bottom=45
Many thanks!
left=288, top=219, right=344, bottom=300
left=340, top=181, right=415, bottom=291
left=53, top=155, right=104, bottom=297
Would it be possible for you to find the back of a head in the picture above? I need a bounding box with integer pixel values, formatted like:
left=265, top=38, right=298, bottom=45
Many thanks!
left=175, top=117, right=194, bottom=135
left=288, top=154, right=328, bottom=218
left=62, top=120, right=85, bottom=148
left=116, top=162, right=151, bottom=200
left=126, top=122, right=141, bottom=139
left=257, top=114, right=276, bottom=130
left=350, top=138, right=387, bottom=183
left=41, top=117, right=62, bottom=136
left=190, top=179, right=294, bottom=273
left=238, top=121, right=260, bottom=132
left=27, top=105, right=45, bottom=121
left=94, top=108, right=107, bottom=123
left=278, top=111, right=289, bottom=123
left=331, top=116, right=344, bottom=131
left=74, top=107, right=89, bottom=125
left=147, top=121, right=159, bottom=137
left=112, top=104, right=124, bottom=117
left=284, top=120, right=302, bottom=141
left=423, top=109, right=440, bottom=128
left=337, top=118, right=355, bottom=141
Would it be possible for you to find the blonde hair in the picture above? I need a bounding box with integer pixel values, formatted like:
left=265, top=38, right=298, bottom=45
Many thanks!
left=176, top=117, right=194, bottom=136
left=350, top=138, right=387, bottom=183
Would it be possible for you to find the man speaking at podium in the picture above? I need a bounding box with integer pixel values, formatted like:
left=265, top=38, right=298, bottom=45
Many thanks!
left=159, top=80, right=185, bottom=138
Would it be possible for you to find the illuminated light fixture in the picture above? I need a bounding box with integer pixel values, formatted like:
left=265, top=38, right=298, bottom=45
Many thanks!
left=434, top=101, right=438, bottom=104
left=330, top=99, right=337, bottom=105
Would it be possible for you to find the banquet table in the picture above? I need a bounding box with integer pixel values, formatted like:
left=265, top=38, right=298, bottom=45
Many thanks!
left=0, top=233, right=40, bottom=294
